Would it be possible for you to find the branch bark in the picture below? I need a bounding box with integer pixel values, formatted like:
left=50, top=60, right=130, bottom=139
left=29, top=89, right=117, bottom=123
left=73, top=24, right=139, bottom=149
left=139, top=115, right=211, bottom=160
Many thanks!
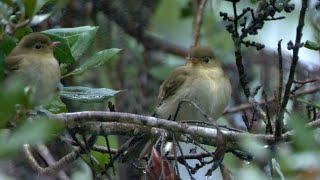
left=53, top=111, right=320, bottom=147
left=276, top=0, right=309, bottom=139
left=223, top=85, right=320, bottom=115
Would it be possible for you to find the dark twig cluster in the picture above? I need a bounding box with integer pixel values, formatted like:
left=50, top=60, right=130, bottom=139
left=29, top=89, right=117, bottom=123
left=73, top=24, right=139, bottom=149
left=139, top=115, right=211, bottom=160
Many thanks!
left=220, top=0, right=296, bottom=124
left=275, top=0, right=309, bottom=139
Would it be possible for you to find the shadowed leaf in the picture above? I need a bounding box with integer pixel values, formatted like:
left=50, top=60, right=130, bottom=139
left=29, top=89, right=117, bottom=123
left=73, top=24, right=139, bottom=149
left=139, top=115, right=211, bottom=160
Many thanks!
left=63, top=48, right=121, bottom=77
left=59, top=86, right=120, bottom=103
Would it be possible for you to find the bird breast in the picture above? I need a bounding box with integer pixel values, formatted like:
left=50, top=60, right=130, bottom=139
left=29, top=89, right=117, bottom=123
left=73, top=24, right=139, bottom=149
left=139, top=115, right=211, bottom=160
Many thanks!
left=156, top=67, right=231, bottom=122
left=16, top=54, right=60, bottom=102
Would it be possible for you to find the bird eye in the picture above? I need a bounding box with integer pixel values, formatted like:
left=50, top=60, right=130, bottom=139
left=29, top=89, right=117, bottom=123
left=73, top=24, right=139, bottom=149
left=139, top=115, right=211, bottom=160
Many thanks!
left=34, top=43, right=43, bottom=49
left=203, top=57, right=210, bottom=63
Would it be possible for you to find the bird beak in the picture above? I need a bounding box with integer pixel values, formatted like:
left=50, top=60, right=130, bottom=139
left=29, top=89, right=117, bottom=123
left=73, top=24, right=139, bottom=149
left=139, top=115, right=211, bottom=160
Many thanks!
left=49, top=41, right=61, bottom=49
left=189, top=58, right=200, bottom=64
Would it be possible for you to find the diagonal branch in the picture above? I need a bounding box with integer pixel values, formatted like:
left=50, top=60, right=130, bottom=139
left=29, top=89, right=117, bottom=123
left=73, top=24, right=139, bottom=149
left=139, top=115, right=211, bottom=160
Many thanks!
left=191, top=0, right=208, bottom=47
left=93, top=0, right=188, bottom=57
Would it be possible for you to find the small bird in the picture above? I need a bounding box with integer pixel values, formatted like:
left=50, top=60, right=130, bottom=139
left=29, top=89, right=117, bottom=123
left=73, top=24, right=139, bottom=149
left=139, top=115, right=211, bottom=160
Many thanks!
left=155, top=46, right=231, bottom=122
left=122, top=46, right=232, bottom=161
left=5, top=32, right=61, bottom=105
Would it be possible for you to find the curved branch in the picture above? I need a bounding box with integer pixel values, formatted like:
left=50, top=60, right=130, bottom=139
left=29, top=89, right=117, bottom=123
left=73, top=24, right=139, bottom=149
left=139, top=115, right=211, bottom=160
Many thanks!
left=53, top=111, right=320, bottom=145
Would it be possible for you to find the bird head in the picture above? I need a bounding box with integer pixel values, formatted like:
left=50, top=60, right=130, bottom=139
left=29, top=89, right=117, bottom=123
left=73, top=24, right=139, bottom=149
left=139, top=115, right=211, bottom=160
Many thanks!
left=12, top=32, right=60, bottom=56
left=187, top=46, right=219, bottom=68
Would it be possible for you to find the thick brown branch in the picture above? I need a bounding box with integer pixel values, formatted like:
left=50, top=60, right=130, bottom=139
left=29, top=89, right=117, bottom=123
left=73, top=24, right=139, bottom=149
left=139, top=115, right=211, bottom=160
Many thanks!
left=53, top=111, right=291, bottom=145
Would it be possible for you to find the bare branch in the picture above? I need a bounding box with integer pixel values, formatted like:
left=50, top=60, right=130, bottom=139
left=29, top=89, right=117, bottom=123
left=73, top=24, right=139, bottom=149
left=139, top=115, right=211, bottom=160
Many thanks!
left=277, top=0, right=309, bottom=139
left=191, top=0, right=208, bottom=47
left=223, top=85, right=320, bottom=115
left=23, top=144, right=81, bottom=174
left=53, top=111, right=294, bottom=144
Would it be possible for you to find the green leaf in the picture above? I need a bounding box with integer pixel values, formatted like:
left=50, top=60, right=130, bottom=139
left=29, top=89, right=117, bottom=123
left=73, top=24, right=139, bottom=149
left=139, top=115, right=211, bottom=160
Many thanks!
left=0, top=35, right=17, bottom=55
left=64, top=48, right=121, bottom=77
left=304, top=40, right=320, bottom=51
left=23, top=0, right=36, bottom=19
left=0, top=77, right=27, bottom=127
left=43, top=26, right=99, bottom=60
left=42, top=33, right=75, bottom=64
left=12, top=26, right=32, bottom=39
left=289, top=115, right=317, bottom=151
left=59, top=86, right=120, bottom=103
left=43, top=95, right=68, bottom=114
left=0, top=119, right=63, bottom=158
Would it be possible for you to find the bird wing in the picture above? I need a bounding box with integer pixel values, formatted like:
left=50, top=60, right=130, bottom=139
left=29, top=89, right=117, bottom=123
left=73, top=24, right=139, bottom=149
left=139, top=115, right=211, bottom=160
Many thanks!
left=158, top=67, right=189, bottom=101
left=4, top=54, right=23, bottom=73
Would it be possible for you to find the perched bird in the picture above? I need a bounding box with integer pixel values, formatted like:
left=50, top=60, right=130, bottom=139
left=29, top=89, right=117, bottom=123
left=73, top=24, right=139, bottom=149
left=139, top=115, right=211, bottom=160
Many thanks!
left=5, top=32, right=61, bottom=105
left=155, top=46, right=232, bottom=122
left=122, top=46, right=232, bottom=161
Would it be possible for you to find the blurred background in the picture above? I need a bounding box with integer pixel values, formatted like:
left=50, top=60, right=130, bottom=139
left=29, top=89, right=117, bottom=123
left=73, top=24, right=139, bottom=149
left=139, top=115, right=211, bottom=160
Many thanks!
left=0, top=0, right=320, bottom=179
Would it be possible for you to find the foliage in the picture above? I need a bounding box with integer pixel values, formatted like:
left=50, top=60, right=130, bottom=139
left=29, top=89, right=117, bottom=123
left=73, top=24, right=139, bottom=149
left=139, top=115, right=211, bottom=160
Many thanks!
left=0, top=1, right=121, bottom=176
left=0, top=0, right=319, bottom=179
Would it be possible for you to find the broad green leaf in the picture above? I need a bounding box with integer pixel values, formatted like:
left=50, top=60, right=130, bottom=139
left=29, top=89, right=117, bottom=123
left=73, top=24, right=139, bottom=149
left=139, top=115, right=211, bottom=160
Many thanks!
left=23, top=0, right=36, bottom=19
left=43, top=95, right=68, bottom=114
left=289, top=115, right=317, bottom=151
left=0, top=119, right=63, bottom=158
left=59, top=86, right=120, bottom=103
left=304, top=40, right=320, bottom=51
left=0, top=35, right=17, bottom=55
left=12, top=26, right=32, bottom=39
left=64, top=48, right=121, bottom=77
left=42, top=33, right=75, bottom=64
left=43, top=26, right=99, bottom=60
left=0, top=79, right=28, bottom=127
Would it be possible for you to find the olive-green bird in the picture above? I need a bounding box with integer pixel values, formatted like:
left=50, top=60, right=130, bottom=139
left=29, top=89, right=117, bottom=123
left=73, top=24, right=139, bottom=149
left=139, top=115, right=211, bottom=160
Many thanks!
left=122, top=46, right=232, bottom=161
left=155, top=46, right=231, bottom=122
left=5, top=32, right=61, bottom=105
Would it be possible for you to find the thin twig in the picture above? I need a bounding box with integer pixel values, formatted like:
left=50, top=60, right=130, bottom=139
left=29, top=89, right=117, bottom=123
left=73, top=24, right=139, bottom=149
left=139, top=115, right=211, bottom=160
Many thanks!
left=173, top=134, right=195, bottom=180
left=223, top=85, right=320, bottom=115
left=231, top=1, right=268, bottom=123
left=191, top=0, right=208, bottom=47
left=23, top=144, right=81, bottom=174
left=277, top=39, right=283, bottom=106
left=262, top=90, right=273, bottom=134
left=276, top=0, right=309, bottom=139
left=36, top=144, right=70, bottom=180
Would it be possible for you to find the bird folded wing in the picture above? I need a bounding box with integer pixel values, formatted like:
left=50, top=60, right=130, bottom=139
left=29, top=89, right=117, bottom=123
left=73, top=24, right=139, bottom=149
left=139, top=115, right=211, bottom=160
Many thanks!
left=5, top=55, right=23, bottom=72
left=158, top=67, right=189, bottom=101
